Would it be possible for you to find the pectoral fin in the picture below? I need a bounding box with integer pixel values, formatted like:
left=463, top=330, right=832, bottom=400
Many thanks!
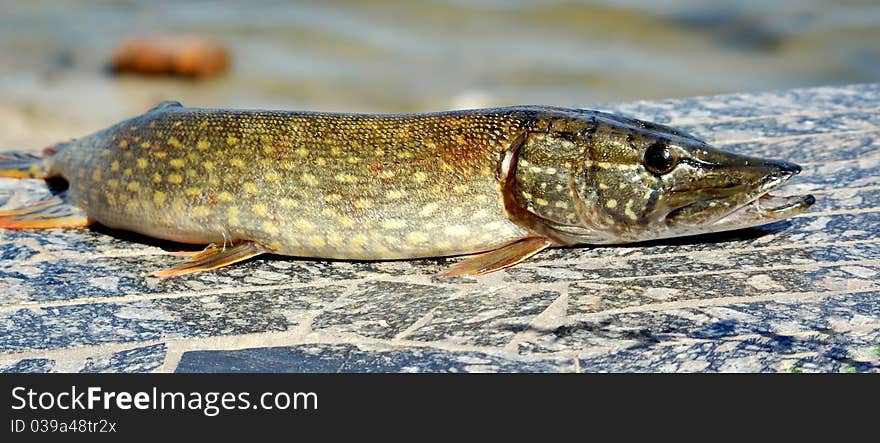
left=152, top=240, right=268, bottom=279
left=0, top=193, right=91, bottom=229
left=437, top=237, right=552, bottom=279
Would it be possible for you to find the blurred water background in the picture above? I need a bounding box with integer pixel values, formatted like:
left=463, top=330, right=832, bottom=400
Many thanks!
left=1, top=0, right=878, bottom=146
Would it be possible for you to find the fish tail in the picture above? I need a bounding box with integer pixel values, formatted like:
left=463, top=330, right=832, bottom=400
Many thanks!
left=0, top=148, right=55, bottom=179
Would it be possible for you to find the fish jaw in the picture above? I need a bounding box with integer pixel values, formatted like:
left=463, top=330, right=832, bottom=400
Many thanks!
left=663, top=158, right=815, bottom=235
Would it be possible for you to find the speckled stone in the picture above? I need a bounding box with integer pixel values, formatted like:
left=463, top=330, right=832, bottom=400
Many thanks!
left=79, top=343, right=167, bottom=373
left=175, top=344, right=572, bottom=373
left=1, top=84, right=878, bottom=372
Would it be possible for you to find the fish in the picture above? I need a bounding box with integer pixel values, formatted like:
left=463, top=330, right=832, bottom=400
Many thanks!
left=0, top=101, right=815, bottom=278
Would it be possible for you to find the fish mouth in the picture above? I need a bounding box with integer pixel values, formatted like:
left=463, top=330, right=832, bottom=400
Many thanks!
left=708, top=192, right=816, bottom=227
left=666, top=160, right=815, bottom=230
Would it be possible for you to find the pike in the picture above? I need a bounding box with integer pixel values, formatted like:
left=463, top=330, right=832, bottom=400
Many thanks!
left=0, top=101, right=815, bottom=278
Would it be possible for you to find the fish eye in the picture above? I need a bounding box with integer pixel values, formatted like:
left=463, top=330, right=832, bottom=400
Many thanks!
left=643, top=142, right=677, bottom=174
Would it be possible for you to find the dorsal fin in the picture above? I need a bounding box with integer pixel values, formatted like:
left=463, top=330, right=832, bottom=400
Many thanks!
left=148, top=100, right=184, bottom=113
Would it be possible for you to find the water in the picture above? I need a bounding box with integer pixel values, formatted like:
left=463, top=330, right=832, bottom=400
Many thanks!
left=0, top=0, right=878, bottom=138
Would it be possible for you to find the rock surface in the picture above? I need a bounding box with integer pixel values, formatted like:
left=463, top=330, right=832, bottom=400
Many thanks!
left=1, top=84, right=878, bottom=372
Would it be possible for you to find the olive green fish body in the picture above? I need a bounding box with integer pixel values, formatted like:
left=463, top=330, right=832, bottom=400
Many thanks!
left=47, top=101, right=533, bottom=259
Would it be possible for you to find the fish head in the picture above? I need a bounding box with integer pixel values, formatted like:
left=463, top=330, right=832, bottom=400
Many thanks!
left=510, top=108, right=815, bottom=244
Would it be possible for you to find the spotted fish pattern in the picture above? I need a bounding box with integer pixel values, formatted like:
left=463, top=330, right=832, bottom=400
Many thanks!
left=0, top=101, right=814, bottom=278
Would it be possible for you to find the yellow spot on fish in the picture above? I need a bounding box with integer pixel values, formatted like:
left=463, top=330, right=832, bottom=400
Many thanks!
left=262, top=221, right=280, bottom=236
left=153, top=191, right=166, bottom=205
left=413, top=171, right=427, bottom=182
left=301, top=173, right=318, bottom=186
left=596, top=162, right=611, bottom=169
left=140, top=141, right=152, bottom=149
left=535, top=198, right=549, bottom=206
left=452, top=184, right=468, bottom=194
left=295, top=147, right=309, bottom=157
left=378, top=170, right=395, bottom=180
left=203, top=161, right=215, bottom=171
left=168, top=137, right=183, bottom=148
left=315, top=157, right=327, bottom=166
left=110, top=161, right=120, bottom=172
left=335, top=173, right=357, bottom=183
left=253, top=204, right=269, bottom=217
left=295, top=219, right=315, bottom=232
left=347, top=156, right=359, bottom=164
left=444, top=225, right=469, bottom=236
left=381, top=219, right=407, bottom=229
left=91, top=169, right=102, bottom=182
left=385, top=189, right=405, bottom=199
left=167, top=174, right=183, bottom=184
left=472, top=209, right=489, bottom=220
left=338, top=216, right=355, bottom=227
left=521, top=190, right=532, bottom=199
left=623, top=200, right=639, bottom=220
left=545, top=167, right=557, bottom=174
left=321, top=208, right=337, bottom=218
left=405, top=232, right=428, bottom=243
left=605, top=199, right=618, bottom=209
left=228, top=206, right=240, bottom=224
left=354, top=198, right=372, bottom=209
left=555, top=201, right=569, bottom=209
left=230, top=158, right=245, bottom=168
left=264, top=170, right=281, bottom=183
left=196, top=140, right=211, bottom=150
left=420, top=203, right=438, bottom=217
left=151, top=151, right=167, bottom=159
left=280, top=198, right=299, bottom=208
left=218, top=192, right=233, bottom=202
left=135, top=158, right=148, bottom=169
left=186, top=169, right=198, bottom=178
left=192, top=206, right=210, bottom=217
left=619, top=182, right=627, bottom=189
left=152, top=172, right=162, bottom=183
left=126, top=181, right=140, bottom=192
left=243, top=182, right=257, bottom=194
left=226, top=136, right=239, bottom=146
left=106, top=179, right=119, bottom=189
left=187, top=152, right=199, bottom=162
left=327, top=231, right=343, bottom=247
left=324, top=194, right=342, bottom=203
left=123, top=168, right=133, bottom=177
left=118, top=139, right=128, bottom=148
left=308, top=235, right=325, bottom=248
left=351, top=233, right=368, bottom=247
left=185, top=187, right=201, bottom=196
